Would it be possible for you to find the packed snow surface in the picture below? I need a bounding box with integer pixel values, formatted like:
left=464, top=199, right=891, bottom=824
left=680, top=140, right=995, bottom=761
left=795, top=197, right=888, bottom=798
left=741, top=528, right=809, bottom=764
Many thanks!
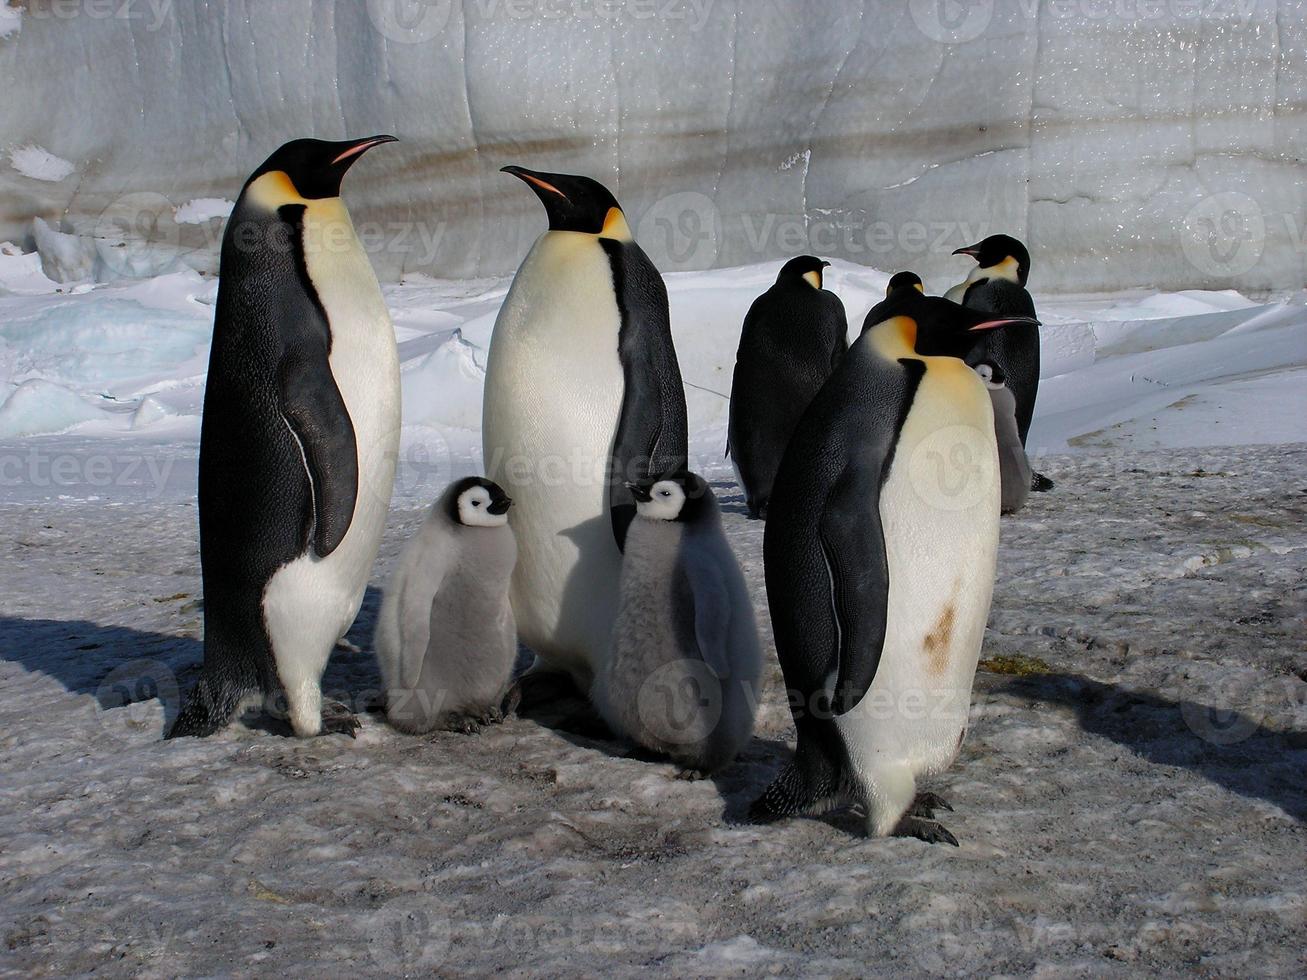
left=0, top=254, right=1304, bottom=974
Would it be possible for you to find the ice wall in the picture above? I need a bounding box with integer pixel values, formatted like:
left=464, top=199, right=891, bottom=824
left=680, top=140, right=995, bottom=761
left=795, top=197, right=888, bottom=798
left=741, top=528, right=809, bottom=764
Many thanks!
left=1, top=0, right=1303, bottom=292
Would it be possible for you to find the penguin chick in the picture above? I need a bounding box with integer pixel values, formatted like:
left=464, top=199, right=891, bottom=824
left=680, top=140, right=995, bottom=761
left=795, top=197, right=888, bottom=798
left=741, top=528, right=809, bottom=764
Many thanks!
left=974, top=362, right=1032, bottom=515
left=592, top=473, right=762, bottom=777
left=374, top=478, right=517, bottom=734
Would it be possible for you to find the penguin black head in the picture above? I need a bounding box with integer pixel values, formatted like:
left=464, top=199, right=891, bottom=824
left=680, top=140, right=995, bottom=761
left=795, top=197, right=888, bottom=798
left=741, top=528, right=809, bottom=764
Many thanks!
left=247, top=136, right=398, bottom=200
left=863, top=289, right=1040, bottom=360
left=886, top=271, right=925, bottom=297
left=502, top=166, right=626, bottom=236
left=777, top=255, right=831, bottom=291
left=625, top=472, right=711, bottom=524
left=953, top=234, right=1031, bottom=286
left=445, top=476, right=513, bottom=528
left=973, top=361, right=1007, bottom=389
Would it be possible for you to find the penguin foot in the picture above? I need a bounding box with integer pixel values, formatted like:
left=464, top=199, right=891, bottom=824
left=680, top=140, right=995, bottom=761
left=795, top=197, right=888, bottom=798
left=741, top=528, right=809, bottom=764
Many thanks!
left=674, top=767, right=710, bottom=782
left=893, top=815, right=959, bottom=847
left=442, top=714, right=486, bottom=735
left=1031, top=472, right=1055, bottom=492
left=909, top=792, right=953, bottom=820
left=319, top=702, right=360, bottom=738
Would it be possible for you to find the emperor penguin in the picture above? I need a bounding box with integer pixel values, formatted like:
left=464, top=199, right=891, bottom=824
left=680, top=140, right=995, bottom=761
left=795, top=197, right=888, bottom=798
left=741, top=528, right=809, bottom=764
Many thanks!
left=885, top=271, right=924, bottom=296
left=940, top=235, right=1041, bottom=448
left=482, top=167, right=688, bottom=692
left=374, top=477, right=517, bottom=734
left=727, top=256, right=848, bottom=520
left=592, top=472, right=762, bottom=777
left=168, top=136, right=400, bottom=739
left=750, top=288, right=1039, bottom=844
left=974, top=362, right=1032, bottom=515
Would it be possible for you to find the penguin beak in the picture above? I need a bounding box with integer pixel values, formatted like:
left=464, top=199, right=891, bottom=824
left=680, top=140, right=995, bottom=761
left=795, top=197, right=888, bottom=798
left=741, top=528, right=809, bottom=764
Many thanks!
left=968, top=316, right=1041, bottom=332
left=624, top=481, right=653, bottom=503
left=330, top=135, right=398, bottom=168
left=487, top=496, right=512, bottom=516
left=820, top=260, right=831, bottom=268
left=953, top=244, right=980, bottom=259
left=502, top=166, right=570, bottom=203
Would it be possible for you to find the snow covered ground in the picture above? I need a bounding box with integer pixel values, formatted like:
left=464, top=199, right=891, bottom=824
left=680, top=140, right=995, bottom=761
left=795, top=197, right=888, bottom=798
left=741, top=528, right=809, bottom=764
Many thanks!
left=1, top=246, right=1305, bottom=974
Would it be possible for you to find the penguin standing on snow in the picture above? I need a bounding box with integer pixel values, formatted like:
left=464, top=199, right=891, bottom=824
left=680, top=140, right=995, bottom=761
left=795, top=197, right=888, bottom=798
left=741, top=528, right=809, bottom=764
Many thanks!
left=728, top=256, right=848, bottom=519
left=974, top=362, right=1032, bottom=515
left=168, top=136, right=400, bottom=739
left=374, top=478, right=518, bottom=734
left=592, top=472, right=762, bottom=777
left=751, top=288, right=1039, bottom=844
left=482, top=168, right=687, bottom=692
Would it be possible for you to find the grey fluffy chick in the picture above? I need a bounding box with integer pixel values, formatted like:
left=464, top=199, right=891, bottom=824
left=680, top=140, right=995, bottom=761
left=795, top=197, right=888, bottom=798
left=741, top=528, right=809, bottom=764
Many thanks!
left=592, top=472, right=762, bottom=777
left=374, top=477, right=517, bottom=733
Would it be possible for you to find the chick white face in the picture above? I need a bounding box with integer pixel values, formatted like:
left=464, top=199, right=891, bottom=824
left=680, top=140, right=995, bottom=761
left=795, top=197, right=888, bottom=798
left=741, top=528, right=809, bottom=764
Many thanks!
left=634, top=479, right=686, bottom=522
left=973, top=363, right=1005, bottom=390
left=457, top=484, right=510, bottom=528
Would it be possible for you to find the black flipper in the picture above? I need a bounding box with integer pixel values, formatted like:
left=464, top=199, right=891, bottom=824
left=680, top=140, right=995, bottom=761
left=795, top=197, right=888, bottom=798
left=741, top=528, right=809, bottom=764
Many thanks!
left=277, top=350, right=358, bottom=557
left=601, top=238, right=688, bottom=551
left=752, top=341, right=925, bottom=816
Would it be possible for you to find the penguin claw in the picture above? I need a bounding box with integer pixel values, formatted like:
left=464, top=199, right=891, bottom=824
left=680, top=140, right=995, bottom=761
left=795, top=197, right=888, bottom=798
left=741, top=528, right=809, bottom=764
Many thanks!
left=333, top=638, right=364, bottom=654
left=910, top=792, right=953, bottom=819
left=674, top=767, right=709, bottom=781
left=319, top=706, right=360, bottom=739
left=893, top=815, right=959, bottom=847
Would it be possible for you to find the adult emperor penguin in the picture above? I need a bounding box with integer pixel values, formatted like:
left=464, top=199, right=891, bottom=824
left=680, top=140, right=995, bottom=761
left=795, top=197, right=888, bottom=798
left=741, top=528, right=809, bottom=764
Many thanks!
left=974, top=362, right=1032, bottom=515
left=728, top=256, right=847, bottom=520
left=751, top=288, right=1038, bottom=844
left=592, top=472, right=762, bottom=777
left=483, top=167, right=687, bottom=691
left=168, top=136, right=400, bottom=739
left=374, top=478, right=517, bottom=734
left=940, top=235, right=1040, bottom=447
left=885, top=271, right=924, bottom=296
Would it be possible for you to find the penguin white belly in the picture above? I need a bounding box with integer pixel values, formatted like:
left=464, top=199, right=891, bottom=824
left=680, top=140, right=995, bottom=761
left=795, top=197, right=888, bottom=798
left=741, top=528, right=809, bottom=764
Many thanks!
left=262, top=202, right=400, bottom=735
left=482, top=231, right=624, bottom=682
left=836, top=360, right=999, bottom=815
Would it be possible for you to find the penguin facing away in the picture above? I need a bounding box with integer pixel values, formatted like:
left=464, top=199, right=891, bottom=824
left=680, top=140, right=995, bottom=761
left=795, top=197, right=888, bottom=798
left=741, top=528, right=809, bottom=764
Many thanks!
left=885, top=270, right=925, bottom=296
left=482, top=167, right=688, bottom=691
left=728, top=255, right=848, bottom=520
left=939, top=235, right=1042, bottom=449
left=374, top=478, right=518, bottom=734
left=168, top=136, right=400, bottom=740
left=751, top=287, right=1039, bottom=844
left=592, top=472, right=762, bottom=777
left=974, top=362, right=1032, bottom=515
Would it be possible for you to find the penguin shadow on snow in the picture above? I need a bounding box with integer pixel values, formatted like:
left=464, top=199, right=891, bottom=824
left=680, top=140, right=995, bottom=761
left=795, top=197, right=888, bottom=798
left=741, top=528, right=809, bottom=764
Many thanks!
left=996, top=670, right=1307, bottom=822
left=0, top=586, right=388, bottom=739
left=0, top=615, right=200, bottom=733
left=710, top=480, right=751, bottom=518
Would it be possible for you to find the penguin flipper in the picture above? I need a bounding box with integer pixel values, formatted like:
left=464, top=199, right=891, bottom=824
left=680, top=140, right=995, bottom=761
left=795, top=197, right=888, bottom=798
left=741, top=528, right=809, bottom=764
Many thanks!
left=817, top=464, right=892, bottom=715
left=684, top=553, right=731, bottom=678
left=277, top=349, right=359, bottom=557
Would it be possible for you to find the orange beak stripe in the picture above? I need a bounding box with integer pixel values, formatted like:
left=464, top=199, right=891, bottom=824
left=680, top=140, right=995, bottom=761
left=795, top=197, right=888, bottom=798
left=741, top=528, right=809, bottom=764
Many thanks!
left=330, top=138, right=392, bottom=167
left=518, top=172, right=569, bottom=201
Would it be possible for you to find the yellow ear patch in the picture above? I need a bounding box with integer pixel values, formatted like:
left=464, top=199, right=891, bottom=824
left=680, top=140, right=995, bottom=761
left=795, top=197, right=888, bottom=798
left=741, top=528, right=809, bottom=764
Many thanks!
left=913, top=281, right=924, bottom=293
left=868, top=315, right=918, bottom=358
left=600, top=207, right=633, bottom=242
left=803, top=269, right=823, bottom=290
left=244, top=170, right=306, bottom=211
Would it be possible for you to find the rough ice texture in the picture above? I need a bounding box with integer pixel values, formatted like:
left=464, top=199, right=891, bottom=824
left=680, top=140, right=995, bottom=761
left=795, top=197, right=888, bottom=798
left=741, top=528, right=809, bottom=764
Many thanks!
left=2, top=0, right=1304, bottom=290
left=0, top=445, right=1303, bottom=974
